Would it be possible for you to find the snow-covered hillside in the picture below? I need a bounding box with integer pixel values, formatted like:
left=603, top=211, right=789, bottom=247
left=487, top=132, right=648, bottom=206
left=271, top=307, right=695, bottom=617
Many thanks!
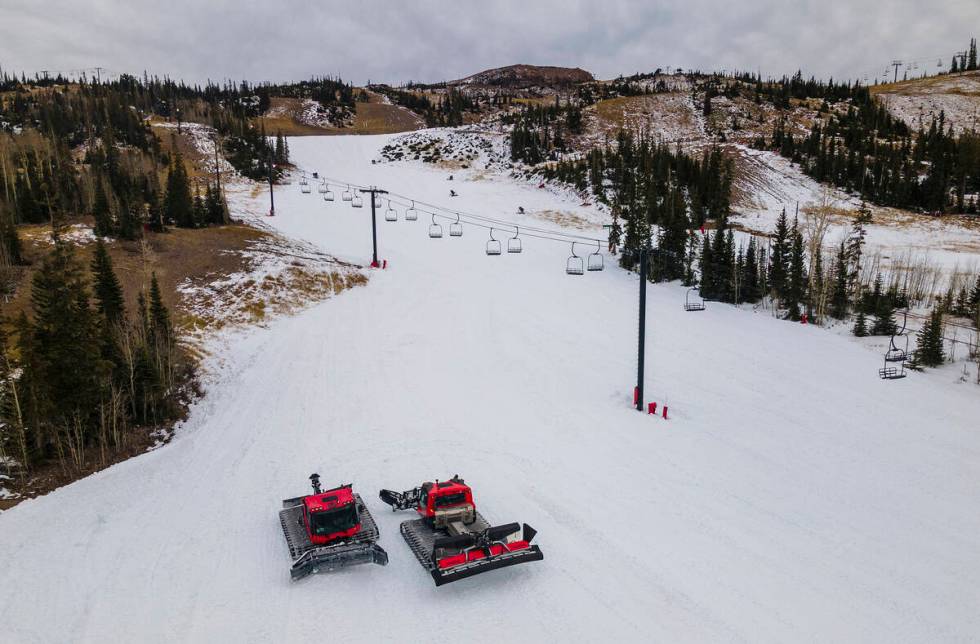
left=1, top=134, right=979, bottom=643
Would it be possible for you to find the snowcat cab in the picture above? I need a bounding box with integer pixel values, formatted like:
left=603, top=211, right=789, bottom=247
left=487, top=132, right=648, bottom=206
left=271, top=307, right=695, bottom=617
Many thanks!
left=302, top=482, right=361, bottom=545
left=380, top=475, right=543, bottom=586
left=279, top=474, right=388, bottom=580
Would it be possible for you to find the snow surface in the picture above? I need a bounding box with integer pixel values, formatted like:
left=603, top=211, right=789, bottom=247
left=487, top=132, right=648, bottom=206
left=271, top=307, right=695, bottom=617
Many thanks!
left=2, top=134, right=980, bottom=643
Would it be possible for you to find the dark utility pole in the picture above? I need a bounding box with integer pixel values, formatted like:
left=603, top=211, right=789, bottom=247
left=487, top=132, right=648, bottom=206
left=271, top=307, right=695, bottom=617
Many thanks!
left=636, top=246, right=648, bottom=411
left=359, top=187, right=388, bottom=267
left=268, top=153, right=275, bottom=216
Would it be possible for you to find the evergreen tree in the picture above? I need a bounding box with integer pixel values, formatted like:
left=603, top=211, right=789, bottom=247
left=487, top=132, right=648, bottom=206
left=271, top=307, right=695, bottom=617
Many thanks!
left=872, top=301, right=898, bottom=336
left=28, top=241, right=106, bottom=452
left=90, top=240, right=125, bottom=326
left=768, top=208, right=789, bottom=300
left=192, top=186, right=206, bottom=227
left=741, top=237, right=761, bottom=302
left=1, top=215, right=23, bottom=265
left=830, top=241, right=849, bottom=319
left=853, top=310, right=869, bottom=336
left=205, top=183, right=229, bottom=225
left=786, top=218, right=807, bottom=319
left=92, top=180, right=114, bottom=237
left=148, top=273, right=172, bottom=344
left=164, top=151, right=194, bottom=228
left=913, top=307, right=946, bottom=367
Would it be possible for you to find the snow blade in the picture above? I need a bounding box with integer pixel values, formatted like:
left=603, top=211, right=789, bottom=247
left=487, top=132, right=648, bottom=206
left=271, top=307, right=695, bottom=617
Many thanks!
left=379, top=488, right=420, bottom=511
left=430, top=522, right=542, bottom=586
left=290, top=542, right=389, bottom=581
left=431, top=544, right=543, bottom=587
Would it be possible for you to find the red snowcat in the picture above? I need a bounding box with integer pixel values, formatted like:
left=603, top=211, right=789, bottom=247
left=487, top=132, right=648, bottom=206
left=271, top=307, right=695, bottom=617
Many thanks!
left=379, top=475, right=543, bottom=586
left=279, top=474, right=388, bottom=580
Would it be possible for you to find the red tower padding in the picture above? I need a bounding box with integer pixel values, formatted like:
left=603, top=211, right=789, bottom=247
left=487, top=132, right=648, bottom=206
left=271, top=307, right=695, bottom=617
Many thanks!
left=633, top=387, right=639, bottom=406
left=662, top=406, right=668, bottom=420
left=648, top=402, right=657, bottom=415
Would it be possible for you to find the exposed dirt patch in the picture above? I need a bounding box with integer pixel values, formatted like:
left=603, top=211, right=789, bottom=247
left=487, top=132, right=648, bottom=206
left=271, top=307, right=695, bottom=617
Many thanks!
left=2, top=221, right=270, bottom=328
left=259, top=91, right=424, bottom=136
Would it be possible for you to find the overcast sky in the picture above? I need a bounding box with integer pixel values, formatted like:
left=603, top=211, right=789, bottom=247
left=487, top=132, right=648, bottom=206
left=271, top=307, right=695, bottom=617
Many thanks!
left=1, top=0, right=978, bottom=86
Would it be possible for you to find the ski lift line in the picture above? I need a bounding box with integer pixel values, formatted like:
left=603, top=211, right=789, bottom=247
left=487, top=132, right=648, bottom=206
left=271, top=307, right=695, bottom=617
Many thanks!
left=314, top=173, right=607, bottom=244
left=416, top=210, right=610, bottom=248
left=383, top=191, right=606, bottom=244
left=406, top=204, right=607, bottom=247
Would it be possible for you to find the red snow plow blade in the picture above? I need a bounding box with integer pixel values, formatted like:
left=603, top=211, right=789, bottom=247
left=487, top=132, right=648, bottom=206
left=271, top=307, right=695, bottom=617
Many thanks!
left=432, top=537, right=543, bottom=586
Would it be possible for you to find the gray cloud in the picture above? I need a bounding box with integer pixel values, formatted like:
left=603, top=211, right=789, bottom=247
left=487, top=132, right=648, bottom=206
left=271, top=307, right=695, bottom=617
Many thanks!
left=1, top=0, right=977, bottom=85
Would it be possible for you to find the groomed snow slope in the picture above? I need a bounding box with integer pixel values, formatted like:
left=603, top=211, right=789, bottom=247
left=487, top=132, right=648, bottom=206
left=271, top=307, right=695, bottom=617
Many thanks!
left=2, top=134, right=979, bottom=643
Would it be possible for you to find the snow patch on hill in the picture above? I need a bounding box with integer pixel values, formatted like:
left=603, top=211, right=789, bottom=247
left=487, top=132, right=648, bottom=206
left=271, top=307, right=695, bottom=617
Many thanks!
left=876, top=71, right=980, bottom=133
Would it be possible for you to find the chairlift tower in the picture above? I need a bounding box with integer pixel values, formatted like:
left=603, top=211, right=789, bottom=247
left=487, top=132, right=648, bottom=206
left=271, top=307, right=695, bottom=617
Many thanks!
left=890, top=60, right=903, bottom=83
left=359, top=186, right=388, bottom=267
left=636, top=245, right=649, bottom=411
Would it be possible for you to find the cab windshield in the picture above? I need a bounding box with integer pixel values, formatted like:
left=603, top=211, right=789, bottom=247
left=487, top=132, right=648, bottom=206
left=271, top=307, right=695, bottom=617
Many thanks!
left=434, top=492, right=467, bottom=508
left=310, top=504, right=358, bottom=536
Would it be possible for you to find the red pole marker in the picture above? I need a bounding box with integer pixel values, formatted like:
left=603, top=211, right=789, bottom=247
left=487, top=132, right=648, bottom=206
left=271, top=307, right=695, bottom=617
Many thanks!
left=633, top=387, right=639, bottom=406
left=648, top=402, right=657, bottom=415
left=382, top=259, right=388, bottom=269
left=662, top=406, right=669, bottom=420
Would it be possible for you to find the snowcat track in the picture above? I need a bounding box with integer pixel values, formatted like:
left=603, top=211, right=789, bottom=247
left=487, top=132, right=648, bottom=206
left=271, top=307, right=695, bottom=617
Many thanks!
left=399, top=513, right=542, bottom=586
left=279, top=494, right=387, bottom=580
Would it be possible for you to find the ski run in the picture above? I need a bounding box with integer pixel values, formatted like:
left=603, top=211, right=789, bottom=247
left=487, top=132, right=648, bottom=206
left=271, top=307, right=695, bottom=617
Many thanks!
left=1, top=133, right=979, bottom=643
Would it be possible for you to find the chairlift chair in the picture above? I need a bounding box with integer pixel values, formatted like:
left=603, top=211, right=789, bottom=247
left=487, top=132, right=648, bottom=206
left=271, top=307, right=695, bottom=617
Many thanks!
left=566, top=242, right=584, bottom=275
left=486, top=228, right=502, bottom=255
left=428, top=213, right=443, bottom=238
left=587, top=240, right=604, bottom=271
left=351, top=194, right=363, bottom=208
left=405, top=201, right=418, bottom=221
left=342, top=186, right=353, bottom=202
left=878, top=360, right=907, bottom=380
left=317, top=181, right=328, bottom=194
left=385, top=201, right=398, bottom=222
left=449, top=213, right=463, bottom=237
left=299, top=174, right=308, bottom=186
left=684, top=288, right=706, bottom=311
left=884, top=310, right=909, bottom=363
left=374, top=194, right=383, bottom=209
left=300, top=180, right=312, bottom=194
left=884, top=336, right=908, bottom=363
left=508, top=227, right=522, bottom=254
left=323, top=188, right=335, bottom=202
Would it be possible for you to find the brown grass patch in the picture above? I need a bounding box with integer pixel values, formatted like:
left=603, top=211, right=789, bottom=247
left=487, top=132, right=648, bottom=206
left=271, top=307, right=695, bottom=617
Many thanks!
left=2, top=222, right=269, bottom=331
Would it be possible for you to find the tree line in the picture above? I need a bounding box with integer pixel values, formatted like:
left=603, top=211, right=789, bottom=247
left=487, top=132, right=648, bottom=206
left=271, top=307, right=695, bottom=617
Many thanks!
left=1, top=236, right=191, bottom=478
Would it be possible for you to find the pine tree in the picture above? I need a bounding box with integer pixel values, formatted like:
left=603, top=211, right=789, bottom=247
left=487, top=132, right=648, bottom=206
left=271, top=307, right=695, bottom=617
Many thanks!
left=205, top=183, right=229, bottom=225
left=830, top=241, right=849, bottom=319
left=786, top=218, right=807, bottom=319
left=913, top=307, right=946, bottom=367
left=148, top=273, right=172, bottom=344
left=742, top=237, right=761, bottom=302
left=90, top=240, right=125, bottom=326
left=92, top=180, right=114, bottom=237
left=192, top=186, right=206, bottom=227
left=164, top=151, right=194, bottom=228
left=872, top=301, right=897, bottom=336
left=853, top=310, right=868, bottom=336
left=768, top=208, right=789, bottom=300
left=1, top=214, right=23, bottom=265
left=29, top=241, right=106, bottom=453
